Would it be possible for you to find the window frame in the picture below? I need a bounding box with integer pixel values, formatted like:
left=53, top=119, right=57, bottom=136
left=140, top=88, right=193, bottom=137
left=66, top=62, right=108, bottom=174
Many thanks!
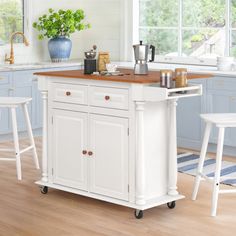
left=134, top=0, right=233, bottom=66
left=0, top=0, right=31, bottom=48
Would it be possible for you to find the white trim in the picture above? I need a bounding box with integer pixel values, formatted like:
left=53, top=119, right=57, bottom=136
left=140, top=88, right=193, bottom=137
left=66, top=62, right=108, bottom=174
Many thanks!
left=129, top=0, right=235, bottom=66
left=225, top=0, right=230, bottom=56
left=0, top=0, right=31, bottom=49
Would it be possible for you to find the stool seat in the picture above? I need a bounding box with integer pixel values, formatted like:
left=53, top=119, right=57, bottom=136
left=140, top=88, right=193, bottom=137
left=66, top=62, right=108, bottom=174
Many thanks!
left=0, top=97, right=39, bottom=180
left=201, top=113, right=236, bottom=127
left=0, top=97, right=32, bottom=106
left=192, top=113, right=236, bottom=216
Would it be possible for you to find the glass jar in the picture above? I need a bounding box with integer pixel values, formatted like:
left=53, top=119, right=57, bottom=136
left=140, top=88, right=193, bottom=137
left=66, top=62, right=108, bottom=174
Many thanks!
left=160, top=69, right=173, bottom=89
left=175, top=68, right=187, bottom=88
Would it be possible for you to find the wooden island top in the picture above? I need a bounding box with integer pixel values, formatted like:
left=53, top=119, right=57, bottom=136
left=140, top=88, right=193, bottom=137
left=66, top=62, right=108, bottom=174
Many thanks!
left=34, top=68, right=212, bottom=84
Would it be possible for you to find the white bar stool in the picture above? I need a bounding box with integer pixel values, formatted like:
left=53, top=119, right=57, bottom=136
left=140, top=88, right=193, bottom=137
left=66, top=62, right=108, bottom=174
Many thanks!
left=192, top=113, right=236, bottom=216
left=0, top=97, right=39, bottom=180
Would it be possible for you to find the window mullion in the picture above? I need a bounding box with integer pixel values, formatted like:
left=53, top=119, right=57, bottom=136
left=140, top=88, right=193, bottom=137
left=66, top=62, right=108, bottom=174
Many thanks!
left=225, top=0, right=230, bottom=56
left=178, top=0, right=183, bottom=56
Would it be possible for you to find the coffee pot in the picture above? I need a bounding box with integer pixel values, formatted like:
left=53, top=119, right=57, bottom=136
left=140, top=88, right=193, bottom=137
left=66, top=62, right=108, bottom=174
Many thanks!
left=133, top=41, right=155, bottom=75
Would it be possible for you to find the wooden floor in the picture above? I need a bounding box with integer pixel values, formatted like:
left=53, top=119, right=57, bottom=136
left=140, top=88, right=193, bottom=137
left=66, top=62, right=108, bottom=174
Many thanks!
left=0, top=138, right=236, bottom=236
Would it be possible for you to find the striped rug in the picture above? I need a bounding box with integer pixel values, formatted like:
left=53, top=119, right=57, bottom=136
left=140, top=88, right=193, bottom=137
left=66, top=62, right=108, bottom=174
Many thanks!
left=178, top=153, right=236, bottom=187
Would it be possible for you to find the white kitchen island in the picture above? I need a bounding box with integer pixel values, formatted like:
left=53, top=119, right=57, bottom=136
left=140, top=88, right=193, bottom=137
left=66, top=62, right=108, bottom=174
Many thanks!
left=35, top=69, right=210, bottom=219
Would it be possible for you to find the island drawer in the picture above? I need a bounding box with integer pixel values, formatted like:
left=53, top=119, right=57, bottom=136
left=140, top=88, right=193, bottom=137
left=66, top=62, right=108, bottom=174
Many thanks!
left=52, top=83, right=88, bottom=105
left=89, top=86, right=129, bottom=110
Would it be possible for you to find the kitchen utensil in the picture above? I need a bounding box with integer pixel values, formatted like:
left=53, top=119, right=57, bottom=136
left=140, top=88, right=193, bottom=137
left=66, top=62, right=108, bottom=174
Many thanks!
left=133, top=41, right=155, bottom=75
left=160, top=69, right=173, bottom=88
left=84, top=45, right=97, bottom=74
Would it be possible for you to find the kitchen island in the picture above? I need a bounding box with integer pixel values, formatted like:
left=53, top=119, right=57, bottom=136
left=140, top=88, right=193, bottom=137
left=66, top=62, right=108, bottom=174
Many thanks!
left=35, top=69, right=211, bottom=218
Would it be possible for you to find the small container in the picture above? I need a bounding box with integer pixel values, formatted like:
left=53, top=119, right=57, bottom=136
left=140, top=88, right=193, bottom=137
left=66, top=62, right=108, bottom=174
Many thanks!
left=98, top=52, right=110, bottom=72
left=160, top=69, right=173, bottom=88
left=175, top=68, right=187, bottom=88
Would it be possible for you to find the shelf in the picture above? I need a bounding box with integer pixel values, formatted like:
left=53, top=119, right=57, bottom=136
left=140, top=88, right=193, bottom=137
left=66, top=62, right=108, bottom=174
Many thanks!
left=143, top=83, right=202, bottom=102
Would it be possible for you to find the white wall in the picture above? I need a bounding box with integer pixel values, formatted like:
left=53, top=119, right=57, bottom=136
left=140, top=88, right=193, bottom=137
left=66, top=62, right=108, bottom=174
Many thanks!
left=0, top=0, right=123, bottom=63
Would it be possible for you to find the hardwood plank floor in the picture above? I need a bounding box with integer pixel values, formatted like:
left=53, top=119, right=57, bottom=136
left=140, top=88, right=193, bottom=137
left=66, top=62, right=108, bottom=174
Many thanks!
left=0, top=138, right=235, bottom=236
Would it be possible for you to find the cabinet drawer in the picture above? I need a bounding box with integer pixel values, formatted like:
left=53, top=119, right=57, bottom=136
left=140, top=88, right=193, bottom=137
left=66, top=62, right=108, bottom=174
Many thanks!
left=90, top=86, right=129, bottom=110
left=52, top=83, right=88, bottom=105
left=208, top=78, right=236, bottom=92
left=0, top=72, right=11, bottom=85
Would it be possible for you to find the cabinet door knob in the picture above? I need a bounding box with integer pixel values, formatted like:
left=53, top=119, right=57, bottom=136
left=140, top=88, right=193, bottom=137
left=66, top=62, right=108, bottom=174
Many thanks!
left=66, top=91, right=71, bottom=96
left=88, top=151, right=93, bottom=156
left=105, top=95, right=110, bottom=100
left=82, top=150, right=87, bottom=155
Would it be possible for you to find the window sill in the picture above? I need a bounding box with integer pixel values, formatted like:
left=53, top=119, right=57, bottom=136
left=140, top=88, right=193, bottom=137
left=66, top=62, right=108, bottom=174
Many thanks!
left=114, top=61, right=236, bottom=78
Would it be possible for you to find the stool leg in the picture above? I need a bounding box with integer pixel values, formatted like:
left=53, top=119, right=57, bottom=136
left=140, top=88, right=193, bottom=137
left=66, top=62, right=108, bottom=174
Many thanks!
left=211, top=127, right=225, bottom=217
left=11, top=108, right=21, bottom=180
left=192, top=122, right=212, bottom=200
left=22, top=104, right=40, bottom=169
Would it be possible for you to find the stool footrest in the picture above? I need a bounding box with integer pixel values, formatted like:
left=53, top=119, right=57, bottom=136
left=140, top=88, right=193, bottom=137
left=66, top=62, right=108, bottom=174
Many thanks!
left=199, top=173, right=214, bottom=183
left=0, top=148, right=15, bottom=152
left=19, top=145, right=34, bottom=154
left=0, top=157, right=16, bottom=161
left=219, top=189, right=236, bottom=194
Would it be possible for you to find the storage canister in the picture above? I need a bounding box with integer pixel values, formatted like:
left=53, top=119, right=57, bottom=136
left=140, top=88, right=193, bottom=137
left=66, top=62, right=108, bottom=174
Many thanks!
left=175, top=68, right=187, bottom=88
left=160, top=69, right=173, bottom=88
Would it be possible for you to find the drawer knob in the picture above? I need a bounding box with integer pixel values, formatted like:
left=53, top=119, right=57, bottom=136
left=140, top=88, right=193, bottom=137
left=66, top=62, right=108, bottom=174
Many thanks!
left=105, top=95, right=110, bottom=100
left=66, top=91, right=71, bottom=96
left=82, top=150, right=87, bottom=155
left=88, top=151, right=93, bottom=156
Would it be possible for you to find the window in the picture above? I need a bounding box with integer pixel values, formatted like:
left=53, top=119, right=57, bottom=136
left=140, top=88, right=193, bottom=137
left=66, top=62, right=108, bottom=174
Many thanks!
left=0, top=0, right=24, bottom=45
left=137, top=0, right=236, bottom=65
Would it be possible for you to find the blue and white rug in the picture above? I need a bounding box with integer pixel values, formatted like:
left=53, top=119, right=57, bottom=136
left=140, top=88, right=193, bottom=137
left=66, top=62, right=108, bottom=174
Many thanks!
left=177, top=153, right=236, bottom=187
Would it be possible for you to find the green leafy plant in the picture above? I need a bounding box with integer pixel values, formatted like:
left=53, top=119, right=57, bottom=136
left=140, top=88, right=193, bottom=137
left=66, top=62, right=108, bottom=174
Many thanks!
left=33, top=8, right=90, bottom=40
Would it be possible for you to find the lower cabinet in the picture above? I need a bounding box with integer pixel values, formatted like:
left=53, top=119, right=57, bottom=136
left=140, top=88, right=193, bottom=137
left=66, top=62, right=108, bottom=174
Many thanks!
left=0, top=66, right=81, bottom=137
left=89, top=114, right=129, bottom=201
left=51, top=109, right=129, bottom=201
left=177, top=79, right=206, bottom=149
left=52, top=109, right=88, bottom=190
left=207, top=89, right=236, bottom=147
left=177, top=76, right=236, bottom=151
left=0, top=72, right=11, bottom=135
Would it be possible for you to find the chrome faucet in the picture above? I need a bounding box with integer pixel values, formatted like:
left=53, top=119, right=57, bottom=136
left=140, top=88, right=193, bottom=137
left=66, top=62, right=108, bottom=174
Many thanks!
left=5, top=32, right=29, bottom=64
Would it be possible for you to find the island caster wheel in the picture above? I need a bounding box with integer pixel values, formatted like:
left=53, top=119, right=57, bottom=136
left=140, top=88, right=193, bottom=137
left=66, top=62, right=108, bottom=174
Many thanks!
left=134, top=209, right=143, bottom=219
left=167, top=201, right=176, bottom=209
left=40, top=186, right=48, bottom=194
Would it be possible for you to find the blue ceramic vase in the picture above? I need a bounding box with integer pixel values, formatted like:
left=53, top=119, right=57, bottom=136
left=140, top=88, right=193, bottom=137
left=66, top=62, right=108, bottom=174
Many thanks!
left=48, top=36, right=72, bottom=62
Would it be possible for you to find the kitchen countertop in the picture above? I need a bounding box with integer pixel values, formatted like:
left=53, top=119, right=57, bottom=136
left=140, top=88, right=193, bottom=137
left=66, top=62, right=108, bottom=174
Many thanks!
left=0, top=60, right=82, bottom=72
left=1, top=59, right=236, bottom=77
left=34, top=68, right=212, bottom=84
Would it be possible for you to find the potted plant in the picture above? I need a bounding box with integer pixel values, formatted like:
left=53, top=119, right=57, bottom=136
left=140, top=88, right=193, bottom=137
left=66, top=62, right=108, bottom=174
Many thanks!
left=33, top=8, right=90, bottom=62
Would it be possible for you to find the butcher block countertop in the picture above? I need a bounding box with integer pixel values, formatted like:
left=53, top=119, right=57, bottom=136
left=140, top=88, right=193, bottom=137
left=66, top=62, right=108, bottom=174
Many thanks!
left=34, top=69, right=212, bottom=84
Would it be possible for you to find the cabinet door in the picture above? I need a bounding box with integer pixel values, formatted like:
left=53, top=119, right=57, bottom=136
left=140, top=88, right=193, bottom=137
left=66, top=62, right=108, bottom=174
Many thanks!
left=52, top=109, right=88, bottom=191
left=12, top=71, right=33, bottom=131
left=0, top=72, right=11, bottom=134
left=89, top=114, right=129, bottom=201
left=207, top=90, right=236, bottom=146
left=177, top=79, right=206, bottom=149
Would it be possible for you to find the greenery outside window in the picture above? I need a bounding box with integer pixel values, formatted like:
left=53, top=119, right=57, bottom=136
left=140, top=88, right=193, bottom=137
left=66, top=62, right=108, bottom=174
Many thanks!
left=0, top=0, right=25, bottom=45
left=137, top=0, right=236, bottom=65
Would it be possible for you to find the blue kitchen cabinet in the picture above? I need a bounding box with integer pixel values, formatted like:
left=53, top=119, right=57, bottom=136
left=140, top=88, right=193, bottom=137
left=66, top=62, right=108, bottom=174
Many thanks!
left=177, top=76, right=236, bottom=152
left=12, top=71, right=34, bottom=131
left=177, top=79, right=207, bottom=150
left=0, top=65, right=81, bottom=139
left=0, top=72, right=12, bottom=134
left=207, top=77, right=236, bottom=147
